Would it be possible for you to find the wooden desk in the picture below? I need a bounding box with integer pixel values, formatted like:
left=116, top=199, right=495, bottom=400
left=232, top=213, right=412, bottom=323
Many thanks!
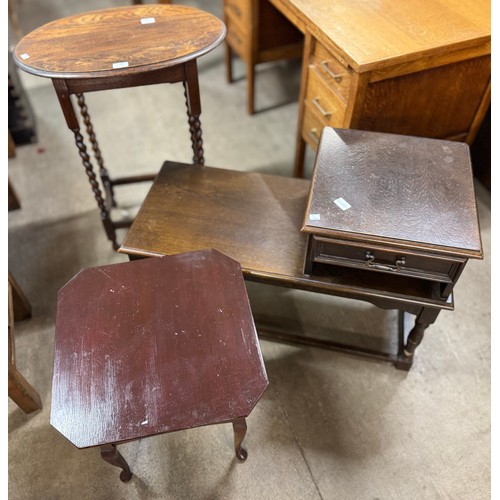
left=223, top=0, right=303, bottom=114
left=266, top=0, right=491, bottom=177
left=13, top=5, right=226, bottom=249
left=119, top=159, right=466, bottom=370
left=52, top=249, right=268, bottom=481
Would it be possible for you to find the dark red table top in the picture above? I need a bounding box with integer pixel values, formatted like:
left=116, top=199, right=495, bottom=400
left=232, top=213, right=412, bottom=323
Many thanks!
left=51, top=249, right=268, bottom=449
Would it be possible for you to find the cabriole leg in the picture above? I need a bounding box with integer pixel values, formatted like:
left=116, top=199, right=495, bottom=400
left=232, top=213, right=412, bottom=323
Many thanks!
left=100, top=443, right=132, bottom=482
left=232, top=417, right=248, bottom=462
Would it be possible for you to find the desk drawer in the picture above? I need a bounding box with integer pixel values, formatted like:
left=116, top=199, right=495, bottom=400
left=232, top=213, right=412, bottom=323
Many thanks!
left=312, top=41, right=352, bottom=101
left=308, top=236, right=464, bottom=284
left=305, top=68, right=347, bottom=127
left=225, top=16, right=250, bottom=59
left=224, top=0, right=251, bottom=33
left=302, top=104, right=325, bottom=149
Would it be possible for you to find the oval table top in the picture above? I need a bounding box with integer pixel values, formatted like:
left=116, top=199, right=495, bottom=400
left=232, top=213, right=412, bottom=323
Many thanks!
left=13, top=4, right=226, bottom=79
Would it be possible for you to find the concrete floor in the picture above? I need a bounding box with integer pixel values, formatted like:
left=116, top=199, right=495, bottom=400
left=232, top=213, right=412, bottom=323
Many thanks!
left=8, top=0, right=491, bottom=498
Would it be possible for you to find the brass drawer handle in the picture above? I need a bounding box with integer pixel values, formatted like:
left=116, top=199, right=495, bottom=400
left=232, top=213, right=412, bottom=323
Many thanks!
left=365, top=251, right=406, bottom=272
left=320, top=61, right=344, bottom=82
left=307, top=127, right=320, bottom=145
left=312, top=97, right=332, bottom=118
left=228, top=4, right=242, bottom=16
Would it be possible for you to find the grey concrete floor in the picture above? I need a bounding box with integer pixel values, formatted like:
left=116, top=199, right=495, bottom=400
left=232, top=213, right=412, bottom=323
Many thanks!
left=8, top=0, right=491, bottom=498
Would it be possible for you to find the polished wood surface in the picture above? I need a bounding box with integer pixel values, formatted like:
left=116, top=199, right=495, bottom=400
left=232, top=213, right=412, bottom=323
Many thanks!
left=52, top=249, right=268, bottom=449
left=271, top=0, right=490, bottom=71
left=120, top=160, right=454, bottom=312
left=122, top=162, right=310, bottom=278
left=118, top=152, right=485, bottom=369
left=266, top=0, right=491, bottom=176
left=13, top=5, right=225, bottom=250
left=301, top=127, right=482, bottom=365
left=14, top=5, right=226, bottom=78
left=302, top=128, right=482, bottom=258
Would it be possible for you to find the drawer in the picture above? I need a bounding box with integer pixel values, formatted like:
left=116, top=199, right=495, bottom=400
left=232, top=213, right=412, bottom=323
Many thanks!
left=308, top=236, right=465, bottom=284
left=305, top=68, right=347, bottom=128
left=224, top=0, right=251, bottom=34
left=225, top=16, right=250, bottom=59
left=312, top=41, right=351, bottom=101
left=302, top=104, right=326, bottom=150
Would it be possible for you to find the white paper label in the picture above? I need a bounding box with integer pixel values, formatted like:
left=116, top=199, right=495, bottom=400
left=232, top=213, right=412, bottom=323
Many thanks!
left=20, top=53, right=30, bottom=60
left=112, top=61, right=129, bottom=69
left=309, top=214, right=321, bottom=221
left=140, top=17, right=156, bottom=24
left=334, top=197, right=351, bottom=211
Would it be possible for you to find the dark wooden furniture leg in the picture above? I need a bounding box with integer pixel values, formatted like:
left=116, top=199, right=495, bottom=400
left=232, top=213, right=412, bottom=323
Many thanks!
left=76, top=93, right=117, bottom=207
left=183, top=60, right=205, bottom=165
left=232, top=417, right=248, bottom=462
left=8, top=273, right=42, bottom=413
left=100, top=444, right=133, bottom=482
left=225, top=43, right=233, bottom=83
left=396, top=307, right=441, bottom=370
left=52, top=80, right=118, bottom=250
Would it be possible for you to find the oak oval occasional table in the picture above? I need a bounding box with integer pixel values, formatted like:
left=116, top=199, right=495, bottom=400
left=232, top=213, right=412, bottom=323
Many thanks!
left=51, top=248, right=268, bottom=482
left=13, top=5, right=226, bottom=250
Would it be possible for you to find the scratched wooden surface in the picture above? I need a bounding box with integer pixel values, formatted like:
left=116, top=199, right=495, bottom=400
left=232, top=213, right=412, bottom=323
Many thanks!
left=51, top=249, right=268, bottom=449
left=14, top=5, right=226, bottom=78
left=302, top=128, right=483, bottom=258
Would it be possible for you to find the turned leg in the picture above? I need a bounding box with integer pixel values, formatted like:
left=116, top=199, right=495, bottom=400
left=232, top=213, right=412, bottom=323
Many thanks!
left=396, top=307, right=441, bottom=370
left=404, top=320, right=428, bottom=358
left=52, top=79, right=119, bottom=250
left=76, top=93, right=117, bottom=207
left=232, top=417, right=248, bottom=462
left=71, top=127, right=119, bottom=249
left=100, top=443, right=132, bottom=482
left=183, top=60, right=204, bottom=165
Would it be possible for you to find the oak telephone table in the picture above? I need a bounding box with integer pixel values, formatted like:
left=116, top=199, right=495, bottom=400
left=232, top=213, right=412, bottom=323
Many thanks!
left=118, top=128, right=482, bottom=370
left=13, top=5, right=226, bottom=250
left=51, top=249, right=268, bottom=482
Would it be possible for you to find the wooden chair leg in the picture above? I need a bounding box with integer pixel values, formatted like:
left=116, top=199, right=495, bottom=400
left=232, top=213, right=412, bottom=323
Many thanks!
left=8, top=179, right=21, bottom=211
left=8, top=364, right=42, bottom=413
left=8, top=272, right=32, bottom=321
left=8, top=273, right=41, bottom=413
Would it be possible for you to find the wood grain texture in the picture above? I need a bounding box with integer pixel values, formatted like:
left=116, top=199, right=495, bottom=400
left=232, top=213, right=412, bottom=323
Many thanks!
left=51, top=249, right=268, bottom=449
left=359, top=55, right=491, bottom=139
left=14, top=5, right=226, bottom=78
left=119, top=161, right=455, bottom=311
left=302, top=128, right=482, bottom=258
left=122, top=162, right=311, bottom=278
left=277, top=0, right=491, bottom=177
left=269, top=0, right=490, bottom=72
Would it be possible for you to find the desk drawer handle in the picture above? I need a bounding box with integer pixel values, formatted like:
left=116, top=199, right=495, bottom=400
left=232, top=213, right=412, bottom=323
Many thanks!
left=228, top=4, right=242, bottom=17
left=307, top=127, right=320, bottom=145
left=320, top=61, right=344, bottom=82
left=312, top=97, right=332, bottom=118
left=365, top=251, right=406, bottom=272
